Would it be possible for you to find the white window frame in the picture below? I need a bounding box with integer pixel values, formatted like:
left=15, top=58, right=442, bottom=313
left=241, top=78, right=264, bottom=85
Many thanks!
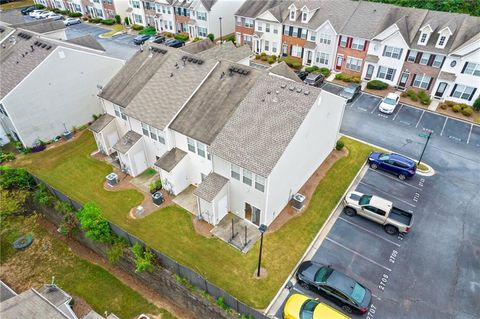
left=264, top=40, right=269, bottom=51
left=346, top=57, right=362, bottom=71
left=290, top=10, right=295, bottom=21
left=412, top=74, right=431, bottom=89
left=245, top=18, right=253, bottom=28
left=196, top=141, right=206, bottom=158
left=432, top=55, right=444, bottom=68
left=319, top=33, right=331, bottom=45
left=383, top=46, right=402, bottom=59
left=377, top=66, right=396, bottom=81
left=272, top=41, right=277, bottom=53
left=419, top=32, right=428, bottom=44
left=256, top=22, right=262, bottom=32
left=243, top=169, right=252, bottom=186
left=113, top=105, right=127, bottom=120
left=187, top=137, right=195, bottom=152
left=197, top=11, right=207, bottom=21
left=273, top=25, right=278, bottom=34
left=316, top=52, right=329, bottom=65
left=437, top=35, right=447, bottom=47
left=302, top=12, right=307, bottom=22
left=265, top=23, right=270, bottom=33
left=255, top=175, right=265, bottom=192
left=291, top=44, right=302, bottom=58
left=339, top=36, right=347, bottom=48
left=463, top=62, right=480, bottom=76
left=407, top=50, right=417, bottom=62
left=351, top=38, right=364, bottom=50
left=419, top=53, right=430, bottom=65
left=231, top=164, right=240, bottom=180
left=451, top=85, right=475, bottom=100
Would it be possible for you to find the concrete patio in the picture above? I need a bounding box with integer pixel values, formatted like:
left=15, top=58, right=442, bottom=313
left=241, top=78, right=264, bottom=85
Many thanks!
left=173, top=185, right=198, bottom=215
left=211, top=213, right=261, bottom=253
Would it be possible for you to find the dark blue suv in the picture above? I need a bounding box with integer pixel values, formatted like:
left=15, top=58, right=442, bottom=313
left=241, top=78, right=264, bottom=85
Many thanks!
left=367, top=152, right=416, bottom=180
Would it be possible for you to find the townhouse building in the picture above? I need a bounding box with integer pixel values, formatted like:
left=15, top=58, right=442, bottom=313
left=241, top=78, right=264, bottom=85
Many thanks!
left=235, top=0, right=480, bottom=105
left=34, top=0, right=118, bottom=19
left=91, top=42, right=346, bottom=227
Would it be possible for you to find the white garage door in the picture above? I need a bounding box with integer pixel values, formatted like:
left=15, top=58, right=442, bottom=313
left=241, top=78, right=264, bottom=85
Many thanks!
left=132, top=151, right=147, bottom=176
left=216, top=195, right=228, bottom=224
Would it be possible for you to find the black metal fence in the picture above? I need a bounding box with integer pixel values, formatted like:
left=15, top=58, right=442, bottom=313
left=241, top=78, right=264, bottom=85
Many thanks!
left=31, top=175, right=269, bottom=319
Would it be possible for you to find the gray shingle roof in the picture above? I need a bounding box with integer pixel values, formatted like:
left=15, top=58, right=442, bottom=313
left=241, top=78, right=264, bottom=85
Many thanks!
left=113, top=131, right=142, bottom=153
left=181, top=38, right=215, bottom=54
left=235, top=0, right=287, bottom=18
left=210, top=75, right=321, bottom=177
left=0, top=30, right=57, bottom=99
left=89, top=114, right=114, bottom=133
left=0, top=281, right=16, bottom=302
left=37, top=285, right=70, bottom=308
left=0, top=289, right=69, bottom=319
left=269, top=61, right=302, bottom=83
left=66, top=35, right=105, bottom=51
left=14, top=19, right=65, bottom=34
left=201, top=0, right=218, bottom=11
left=154, top=147, right=187, bottom=172
left=193, top=172, right=229, bottom=202
left=124, top=49, right=217, bottom=130
left=0, top=25, right=15, bottom=43
left=170, top=60, right=263, bottom=144
left=196, top=42, right=253, bottom=63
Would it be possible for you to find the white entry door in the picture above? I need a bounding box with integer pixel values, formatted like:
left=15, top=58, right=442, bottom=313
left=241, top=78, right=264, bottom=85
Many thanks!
left=216, top=195, right=228, bottom=224
left=132, top=151, right=147, bottom=176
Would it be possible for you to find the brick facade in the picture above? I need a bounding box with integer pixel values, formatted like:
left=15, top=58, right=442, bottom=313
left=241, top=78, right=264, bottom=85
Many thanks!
left=336, top=36, right=369, bottom=76
left=235, top=25, right=254, bottom=46
left=399, top=51, right=444, bottom=94
left=281, top=35, right=306, bottom=60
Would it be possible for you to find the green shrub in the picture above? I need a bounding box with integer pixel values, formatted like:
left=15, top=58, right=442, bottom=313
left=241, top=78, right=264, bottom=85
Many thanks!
left=100, top=19, right=115, bottom=25
left=131, top=24, right=144, bottom=31
left=268, top=56, right=276, bottom=64
left=0, top=167, right=35, bottom=190
left=34, top=4, right=45, bottom=9
left=207, top=33, right=214, bottom=41
left=124, top=16, right=130, bottom=26
left=255, top=54, right=261, bottom=60
left=319, top=67, right=330, bottom=78
left=0, top=152, right=15, bottom=164
left=139, top=26, right=156, bottom=35
left=107, top=238, right=127, bottom=263
left=452, top=104, right=462, bottom=112
left=352, top=77, right=361, bottom=84
left=461, top=106, right=473, bottom=116
left=473, top=97, right=480, bottom=111
left=216, top=297, right=231, bottom=313
left=192, top=37, right=201, bottom=42
left=175, top=33, right=189, bottom=41
left=77, top=202, right=114, bottom=244
left=131, top=243, right=155, bottom=273
left=163, top=31, right=173, bottom=38
left=149, top=180, right=162, bottom=193
left=260, top=52, right=267, bottom=57
left=89, top=18, right=102, bottom=23
left=224, top=34, right=235, bottom=43
left=439, top=102, right=447, bottom=110
left=33, top=183, right=55, bottom=206
left=59, top=212, right=78, bottom=237
left=115, top=14, right=121, bottom=24
left=406, top=89, right=418, bottom=101
left=366, top=80, right=388, bottom=90
left=68, top=12, right=82, bottom=18
left=417, top=90, right=431, bottom=105
left=445, top=100, right=455, bottom=107
left=54, top=200, right=74, bottom=215
left=305, top=66, right=319, bottom=73
left=279, top=57, right=302, bottom=69
left=260, top=55, right=268, bottom=61
left=335, top=140, right=345, bottom=151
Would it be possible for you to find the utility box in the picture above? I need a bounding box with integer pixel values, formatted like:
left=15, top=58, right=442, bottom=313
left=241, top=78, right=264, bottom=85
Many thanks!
left=152, top=191, right=164, bottom=206
left=106, top=173, right=118, bottom=186
left=292, top=193, right=306, bottom=210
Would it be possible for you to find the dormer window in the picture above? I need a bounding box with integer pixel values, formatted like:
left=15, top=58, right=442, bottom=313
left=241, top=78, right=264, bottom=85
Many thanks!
left=420, top=33, right=428, bottom=43
left=302, top=12, right=307, bottom=22
left=290, top=10, right=296, bottom=21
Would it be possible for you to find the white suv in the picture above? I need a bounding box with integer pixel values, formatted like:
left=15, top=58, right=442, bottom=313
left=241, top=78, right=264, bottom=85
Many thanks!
left=379, top=93, right=400, bottom=114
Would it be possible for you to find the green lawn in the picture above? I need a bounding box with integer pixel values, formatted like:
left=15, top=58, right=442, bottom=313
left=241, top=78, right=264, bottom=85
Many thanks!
left=13, top=131, right=373, bottom=308
left=0, top=214, right=174, bottom=319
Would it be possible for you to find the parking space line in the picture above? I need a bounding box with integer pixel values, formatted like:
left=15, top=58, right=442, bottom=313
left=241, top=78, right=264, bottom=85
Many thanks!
left=350, top=96, right=361, bottom=108
left=358, top=181, right=416, bottom=208
left=368, top=169, right=423, bottom=191
left=325, top=237, right=392, bottom=272
left=392, top=104, right=403, bottom=121
left=370, top=100, right=381, bottom=114
left=337, top=217, right=401, bottom=247
left=466, top=124, right=473, bottom=144
left=439, top=118, right=448, bottom=136
left=415, top=110, right=425, bottom=128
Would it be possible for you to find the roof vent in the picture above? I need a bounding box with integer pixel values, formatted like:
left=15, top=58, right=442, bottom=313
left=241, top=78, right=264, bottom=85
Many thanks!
left=46, top=45, right=51, bottom=50
left=41, top=43, right=47, bottom=48
left=170, top=73, right=174, bottom=77
left=281, top=83, right=287, bottom=89
left=197, top=59, right=203, bottom=65
left=304, top=90, right=310, bottom=95
left=289, top=86, right=295, bottom=91
left=296, top=87, right=302, bottom=93
left=187, top=57, right=193, bottom=62
left=267, top=90, right=271, bottom=94
left=272, top=97, right=278, bottom=103
left=275, top=90, right=280, bottom=94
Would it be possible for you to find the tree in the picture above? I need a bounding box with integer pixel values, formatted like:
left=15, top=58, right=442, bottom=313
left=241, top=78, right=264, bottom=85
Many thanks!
left=124, top=16, right=130, bottom=26
left=77, top=202, right=113, bottom=244
left=115, top=15, right=121, bottom=24
left=207, top=33, right=214, bottom=42
left=473, top=97, right=480, bottom=112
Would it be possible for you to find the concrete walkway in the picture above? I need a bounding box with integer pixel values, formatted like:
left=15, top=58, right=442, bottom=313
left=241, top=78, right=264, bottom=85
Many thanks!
left=173, top=185, right=198, bottom=215
left=211, top=213, right=261, bottom=253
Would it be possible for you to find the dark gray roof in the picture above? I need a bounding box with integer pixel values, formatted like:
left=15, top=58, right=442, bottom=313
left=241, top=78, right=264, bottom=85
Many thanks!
left=66, top=35, right=105, bottom=51
left=14, top=19, right=65, bottom=34
left=339, top=1, right=393, bottom=39
left=210, top=75, right=321, bottom=177
left=269, top=61, right=302, bottom=83
left=0, top=289, right=69, bottom=319
left=124, top=49, right=216, bottom=130
left=98, top=44, right=172, bottom=108
left=154, top=147, right=187, bottom=172
left=438, top=71, right=456, bottom=82
left=89, top=114, right=115, bottom=133
left=193, top=172, right=229, bottom=201
left=113, top=130, right=142, bottom=153
left=197, top=42, right=252, bottom=63
left=200, top=0, right=218, bottom=11
left=170, top=60, right=263, bottom=144
left=37, top=285, right=70, bottom=308
left=0, top=25, right=15, bottom=43
left=0, top=281, right=16, bottom=302
left=235, top=0, right=287, bottom=18
left=0, top=30, right=57, bottom=99
left=172, top=0, right=193, bottom=8
left=181, top=38, right=215, bottom=54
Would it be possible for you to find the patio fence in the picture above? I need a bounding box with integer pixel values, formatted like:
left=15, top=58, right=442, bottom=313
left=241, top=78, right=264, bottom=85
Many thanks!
left=31, top=175, right=269, bottom=319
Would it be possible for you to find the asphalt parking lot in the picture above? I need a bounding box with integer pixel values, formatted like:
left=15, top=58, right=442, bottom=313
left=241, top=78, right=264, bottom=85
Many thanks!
left=322, top=82, right=480, bottom=147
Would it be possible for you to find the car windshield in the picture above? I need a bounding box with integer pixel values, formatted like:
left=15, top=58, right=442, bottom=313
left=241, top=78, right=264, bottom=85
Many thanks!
left=383, top=97, right=397, bottom=105
left=379, top=153, right=390, bottom=161
left=359, top=195, right=372, bottom=205
left=344, top=86, right=357, bottom=93
left=300, top=299, right=319, bottom=319
left=351, top=283, right=366, bottom=304
left=314, top=266, right=333, bottom=283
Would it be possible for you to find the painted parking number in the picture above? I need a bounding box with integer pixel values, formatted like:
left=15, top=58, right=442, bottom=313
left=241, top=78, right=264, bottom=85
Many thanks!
left=366, top=304, right=377, bottom=319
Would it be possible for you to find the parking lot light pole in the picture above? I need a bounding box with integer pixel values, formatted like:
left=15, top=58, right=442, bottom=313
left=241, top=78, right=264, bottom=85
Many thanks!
left=257, top=224, right=267, bottom=277
left=418, top=131, right=432, bottom=167
left=219, top=17, right=222, bottom=44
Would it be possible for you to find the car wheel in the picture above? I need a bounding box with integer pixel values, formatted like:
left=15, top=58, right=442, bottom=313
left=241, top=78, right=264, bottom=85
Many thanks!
left=344, top=207, right=356, bottom=217
left=341, top=305, right=353, bottom=313
left=298, top=280, right=309, bottom=289
left=384, top=225, right=398, bottom=236
left=398, top=174, right=406, bottom=181
left=370, top=163, right=378, bottom=170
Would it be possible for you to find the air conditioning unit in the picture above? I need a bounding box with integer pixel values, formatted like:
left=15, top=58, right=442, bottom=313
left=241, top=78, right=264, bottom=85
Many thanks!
left=152, top=191, right=164, bottom=206
left=106, top=173, right=118, bottom=186
left=292, top=193, right=306, bottom=211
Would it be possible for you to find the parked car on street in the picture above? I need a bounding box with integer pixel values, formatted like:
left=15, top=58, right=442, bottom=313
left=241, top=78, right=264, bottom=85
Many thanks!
left=147, top=35, right=165, bottom=44
left=63, top=17, right=81, bottom=26
left=339, top=84, right=361, bottom=102
left=283, top=293, right=351, bottom=319
left=378, top=92, right=400, bottom=114
left=21, top=6, right=36, bottom=15
left=304, top=73, right=324, bottom=87
left=294, top=70, right=309, bottom=81
left=45, top=13, right=63, bottom=21
left=367, top=152, right=416, bottom=180
left=38, top=11, right=55, bottom=19
left=343, top=191, right=414, bottom=235
left=29, top=10, right=48, bottom=19
left=166, top=39, right=185, bottom=48
left=296, top=261, right=372, bottom=314
left=133, top=34, right=151, bottom=45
